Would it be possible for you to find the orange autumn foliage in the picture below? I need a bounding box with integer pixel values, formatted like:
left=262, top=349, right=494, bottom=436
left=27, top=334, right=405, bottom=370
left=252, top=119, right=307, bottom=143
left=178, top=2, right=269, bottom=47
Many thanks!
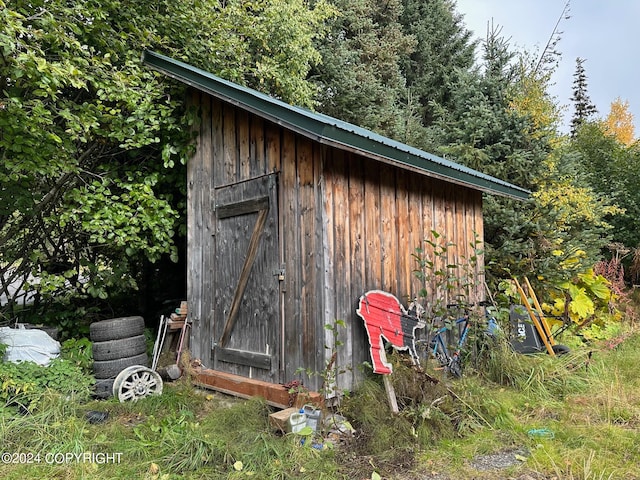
left=603, top=97, right=636, bottom=145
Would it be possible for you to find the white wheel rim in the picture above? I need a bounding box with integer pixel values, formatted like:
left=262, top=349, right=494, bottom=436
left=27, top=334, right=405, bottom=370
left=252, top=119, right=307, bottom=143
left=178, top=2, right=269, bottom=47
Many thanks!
left=112, top=365, right=163, bottom=402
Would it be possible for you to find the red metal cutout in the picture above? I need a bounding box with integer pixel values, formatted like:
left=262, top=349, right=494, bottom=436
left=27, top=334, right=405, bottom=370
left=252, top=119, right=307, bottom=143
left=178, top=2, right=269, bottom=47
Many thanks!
left=356, top=290, right=425, bottom=375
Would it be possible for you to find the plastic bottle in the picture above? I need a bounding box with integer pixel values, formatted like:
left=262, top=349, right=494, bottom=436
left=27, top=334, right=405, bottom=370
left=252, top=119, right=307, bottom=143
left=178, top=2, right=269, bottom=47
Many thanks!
left=287, top=408, right=307, bottom=433
left=302, top=404, right=322, bottom=432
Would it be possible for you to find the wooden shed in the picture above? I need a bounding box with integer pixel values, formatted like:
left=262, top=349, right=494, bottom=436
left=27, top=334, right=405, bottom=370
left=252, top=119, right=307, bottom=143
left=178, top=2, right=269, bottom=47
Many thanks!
left=143, top=51, right=529, bottom=397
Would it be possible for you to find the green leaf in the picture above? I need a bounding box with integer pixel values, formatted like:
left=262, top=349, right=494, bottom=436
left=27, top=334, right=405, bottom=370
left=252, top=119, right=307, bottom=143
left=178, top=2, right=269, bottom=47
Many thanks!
left=569, top=289, right=594, bottom=319
left=0, top=0, right=334, bottom=314
left=295, top=426, right=313, bottom=437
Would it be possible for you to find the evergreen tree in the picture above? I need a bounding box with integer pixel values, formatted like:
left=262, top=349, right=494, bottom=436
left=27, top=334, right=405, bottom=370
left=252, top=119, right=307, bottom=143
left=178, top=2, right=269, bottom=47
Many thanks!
left=426, top=26, right=562, bottom=283
left=399, top=0, right=476, bottom=127
left=429, top=25, right=548, bottom=190
left=310, top=0, right=617, bottom=290
left=311, top=0, right=415, bottom=137
left=569, top=57, right=597, bottom=136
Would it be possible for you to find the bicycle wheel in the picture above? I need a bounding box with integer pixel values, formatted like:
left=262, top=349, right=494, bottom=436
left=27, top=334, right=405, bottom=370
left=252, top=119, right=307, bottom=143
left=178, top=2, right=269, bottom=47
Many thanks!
left=448, top=355, right=463, bottom=378
left=432, top=337, right=451, bottom=369
left=414, top=338, right=430, bottom=365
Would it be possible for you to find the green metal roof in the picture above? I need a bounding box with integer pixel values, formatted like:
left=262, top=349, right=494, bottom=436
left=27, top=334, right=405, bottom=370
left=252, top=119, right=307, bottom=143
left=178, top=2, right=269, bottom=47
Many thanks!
left=142, top=50, right=530, bottom=200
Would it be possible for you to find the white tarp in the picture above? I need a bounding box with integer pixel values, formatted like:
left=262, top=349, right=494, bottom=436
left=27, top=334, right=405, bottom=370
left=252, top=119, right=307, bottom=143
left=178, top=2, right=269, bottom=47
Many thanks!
left=0, top=326, right=61, bottom=365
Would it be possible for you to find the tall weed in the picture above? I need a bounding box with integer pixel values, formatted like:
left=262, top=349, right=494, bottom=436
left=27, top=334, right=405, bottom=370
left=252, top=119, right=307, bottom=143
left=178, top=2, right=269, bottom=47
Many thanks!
left=0, top=392, right=88, bottom=453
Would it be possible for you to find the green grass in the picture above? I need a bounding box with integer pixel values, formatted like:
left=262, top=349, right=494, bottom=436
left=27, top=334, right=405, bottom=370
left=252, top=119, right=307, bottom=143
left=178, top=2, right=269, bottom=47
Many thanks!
left=407, top=330, right=640, bottom=479
left=0, top=380, right=343, bottom=479
left=1, top=330, right=640, bottom=479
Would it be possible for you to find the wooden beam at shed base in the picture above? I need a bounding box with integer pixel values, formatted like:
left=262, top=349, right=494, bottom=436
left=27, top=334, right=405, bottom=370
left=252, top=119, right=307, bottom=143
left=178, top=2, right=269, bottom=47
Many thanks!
left=194, top=368, right=323, bottom=409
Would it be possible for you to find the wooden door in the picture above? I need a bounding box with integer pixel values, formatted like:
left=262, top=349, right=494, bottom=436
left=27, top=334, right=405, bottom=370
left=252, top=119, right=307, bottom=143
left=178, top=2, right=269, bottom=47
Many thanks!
left=212, top=174, right=281, bottom=381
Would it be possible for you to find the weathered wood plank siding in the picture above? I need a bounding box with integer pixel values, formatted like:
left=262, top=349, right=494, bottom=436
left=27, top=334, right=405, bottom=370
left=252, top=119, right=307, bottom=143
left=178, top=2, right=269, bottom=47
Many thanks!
left=321, top=152, right=484, bottom=391
left=299, top=138, right=320, bottom=378
left=187, top=91, right=214, bottom=361
left=326, top=151, right=353, bottom=390
left=189, top=98, right=283, bottom=377
left=187, top=90, right=484, bottom=392
left=396, top=167, right=411, bottom=297
left=280, top=129, right=302, bottom=380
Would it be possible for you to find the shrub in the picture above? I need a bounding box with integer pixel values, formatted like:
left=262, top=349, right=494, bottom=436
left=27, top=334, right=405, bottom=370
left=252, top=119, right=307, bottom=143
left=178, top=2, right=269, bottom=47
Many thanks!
left=0, top=357, right=94, bottom=412
left=60, top=337, right=93, bottom=371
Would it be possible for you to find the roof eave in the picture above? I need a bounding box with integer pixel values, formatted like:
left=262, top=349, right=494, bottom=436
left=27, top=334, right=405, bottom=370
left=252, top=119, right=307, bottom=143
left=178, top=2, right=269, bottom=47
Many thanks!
left=142, top=50, right=530, bottom=201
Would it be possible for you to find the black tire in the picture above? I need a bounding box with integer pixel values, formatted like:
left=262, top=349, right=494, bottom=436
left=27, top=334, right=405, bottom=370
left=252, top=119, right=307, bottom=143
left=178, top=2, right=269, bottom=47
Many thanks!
left=93, top=353, right=149, bottom=379
left=93, top=379, right=115, bottom=399
left=90, top=316, right=145, bottom=342
left=448, top=357, right=463, bottom=378
left=552, top=344, right=570, bottom=355
left=92, top=335, right=147, bottom=361
left=433, top=339, right=450, bottom=369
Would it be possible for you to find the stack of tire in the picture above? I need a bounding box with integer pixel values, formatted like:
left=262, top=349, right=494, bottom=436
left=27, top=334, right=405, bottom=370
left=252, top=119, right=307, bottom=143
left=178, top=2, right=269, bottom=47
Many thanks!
left=90, top=316, right=149, bottom=399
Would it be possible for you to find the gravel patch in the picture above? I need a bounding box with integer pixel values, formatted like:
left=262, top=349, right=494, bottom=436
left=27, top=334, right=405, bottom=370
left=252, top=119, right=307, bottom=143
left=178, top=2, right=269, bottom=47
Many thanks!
left=392, top=447, right=541, bottom=479
left=470, top=448, right=529, bottom=471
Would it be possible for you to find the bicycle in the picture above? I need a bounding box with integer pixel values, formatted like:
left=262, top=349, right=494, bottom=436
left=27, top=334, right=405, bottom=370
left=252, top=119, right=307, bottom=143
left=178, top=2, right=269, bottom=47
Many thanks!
left=417, top=300, right=498, bottom=377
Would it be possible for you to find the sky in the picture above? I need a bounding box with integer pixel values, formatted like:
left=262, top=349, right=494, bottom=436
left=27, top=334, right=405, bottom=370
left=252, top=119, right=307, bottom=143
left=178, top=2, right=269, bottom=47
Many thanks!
left=454, top=0, right=640, bottom=134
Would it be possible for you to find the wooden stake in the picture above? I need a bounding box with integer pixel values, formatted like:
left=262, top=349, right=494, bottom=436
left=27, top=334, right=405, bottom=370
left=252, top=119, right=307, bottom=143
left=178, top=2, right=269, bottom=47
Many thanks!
left=383, top=375, right=399, bottom=413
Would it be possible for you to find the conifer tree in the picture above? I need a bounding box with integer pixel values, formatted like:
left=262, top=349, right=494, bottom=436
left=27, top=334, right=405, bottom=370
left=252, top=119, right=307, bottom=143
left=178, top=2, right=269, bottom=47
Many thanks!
left=310, top=0, right=415, bottom=137
left=569, top=57, right=597, bottom=136
left=399, top=0, right=476, bottom=127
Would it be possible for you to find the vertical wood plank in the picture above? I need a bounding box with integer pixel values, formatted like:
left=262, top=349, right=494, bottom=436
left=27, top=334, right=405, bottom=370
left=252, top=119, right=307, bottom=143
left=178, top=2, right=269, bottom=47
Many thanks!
left=321, top=151, right=336, bottom=390
left=313, top=144, right=327, bottom=389
left=472, top=191, right=485, bottom=303
left=347, top=156, right=365, bottom=388
left=238, top=110, right=250, bottom=180
left=432, top=180, right=447, bottom=302
left=455, top=187, right=470, bottom=299
left=364, top=163, right=381, bottom=290
left=268, top=123, right=284, bottom=376
left=444, top=183, right=456, bottom=277
left=297, top=137, right=318, bottom=377
left=348, top=156, right=365, bottom=294
left=266, top=121, right=280, bottom=173
left=200, top=93, right=214, bottom=365
left=421, top=176, right=435, bottom=264
left=223, top=103, right=237, bottom=185
left=211, top=98, right=224, bottom=187
left=407, top=171, right=424, bottom=298
left=383, top=375, right=399, bottom=413
left=187, top=89, right=203, bottom=361
left=264, top=120, right=284, bottom=374
left=250, top=116, right=266, bottom=176
left=281, top=130, right=300, bottom=382
left=331, top=150, right=353, bottom=393
left=396, top=169, right=410, bottom=299
left=433, top=180, right=446, bottom=236
left=210, top=97, right=224, bottom=365
left=379, top=164, right=397, bottom=293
